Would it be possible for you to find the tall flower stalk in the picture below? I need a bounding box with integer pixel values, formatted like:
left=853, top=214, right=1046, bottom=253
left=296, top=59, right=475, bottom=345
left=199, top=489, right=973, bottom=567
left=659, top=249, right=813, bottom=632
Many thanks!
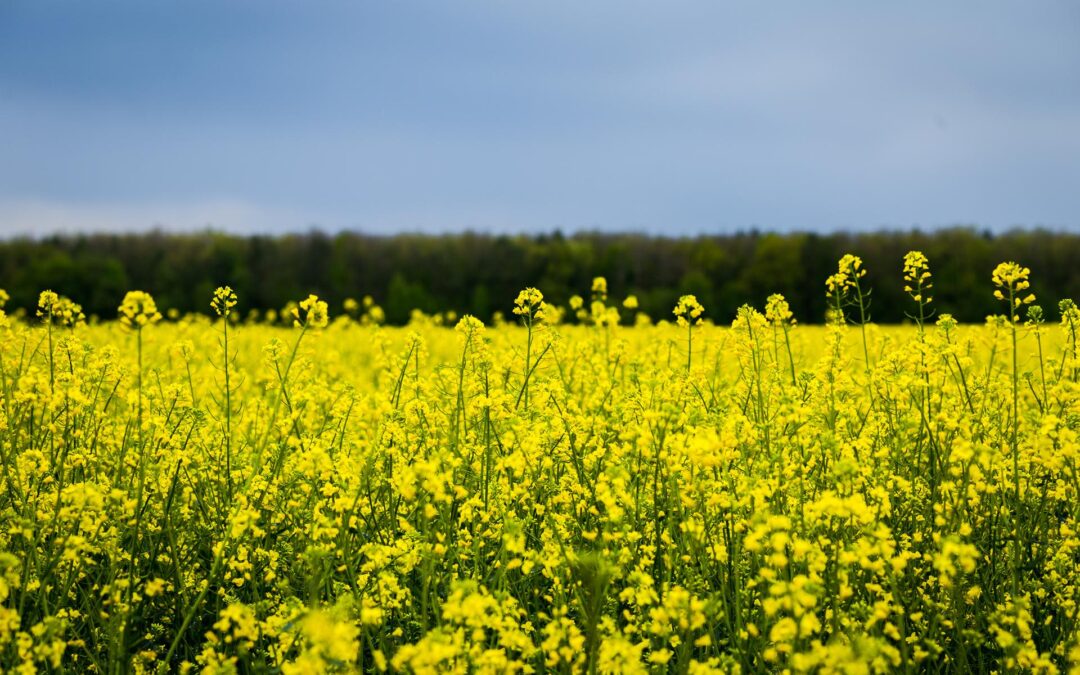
left=513, top=287, right=545, bottom=410
left=673, top=294, right=704, bottom=375
left=827, top=254, right=873, bottom=374
left=993, top=262, right=1034, bottom=492
left=992, top=261, right=1035, bottom=596
left=213, top=286, right=239, bottom=499
left=115, top=289, right=161, bottom=663
left=765, top=293, right=797, bottom=386
left=903, top=251, right=934, bottom=336
left=37, top=291, right=59, bottom=394
left=119, top=290, right=162, bottom=444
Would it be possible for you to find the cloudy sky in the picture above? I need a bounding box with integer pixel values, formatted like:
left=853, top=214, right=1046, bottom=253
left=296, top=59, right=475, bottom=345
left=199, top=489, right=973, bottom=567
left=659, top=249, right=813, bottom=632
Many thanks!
left=1, top=1, right=1078, bottom=236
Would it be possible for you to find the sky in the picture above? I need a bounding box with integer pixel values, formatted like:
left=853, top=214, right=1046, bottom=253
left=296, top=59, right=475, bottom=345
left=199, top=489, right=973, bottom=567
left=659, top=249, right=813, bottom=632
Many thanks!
left=1, top=1, right=1079, bottom=236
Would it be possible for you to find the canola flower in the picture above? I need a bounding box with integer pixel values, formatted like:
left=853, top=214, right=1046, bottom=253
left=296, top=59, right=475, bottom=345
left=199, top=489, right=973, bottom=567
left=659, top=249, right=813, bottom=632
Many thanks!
left=292, top=294, right=329, bottom=329
left=994, top=261, right=1036, bottom=322
left=674, top=294, right=704, bottom=374
left=212, top=286, right=239, bottom=317
left=38, top=291, right=85, bottom=329
left=591, top=276, right=608, bottom=302
left=903, top=250, right=932, bottom=303
left=903, top=250, right=934, bottom=331
left=765, top=293, right=797, bottom=386
left=118, top=290, right=162, bottom=329
left=672, top=294, right=705, bottom=327
left=0, top=258, right=1079, bottom=673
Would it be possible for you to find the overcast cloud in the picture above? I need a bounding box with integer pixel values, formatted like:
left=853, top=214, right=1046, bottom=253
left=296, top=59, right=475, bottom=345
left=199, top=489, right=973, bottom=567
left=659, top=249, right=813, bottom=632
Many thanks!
left=1, top=1, right=1078, bottom=236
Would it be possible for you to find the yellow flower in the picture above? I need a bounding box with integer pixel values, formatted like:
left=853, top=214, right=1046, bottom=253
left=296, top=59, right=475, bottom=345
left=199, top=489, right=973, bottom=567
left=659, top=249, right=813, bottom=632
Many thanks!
left=39, top=291, right=85, bottom=328
left=455, top=314, right=485, bottom=341
left=764, top=293, right=794, bottom=325
left=118, top=290, right=162, bottom=329
left=291, top=294, right=329, bottom=328
left=211, top=286, right=238, bottom=317
left=992, top=261, right=1035, bottom=321
left=144, top=578, right=167, bottom=597
left=513, top=287, right=544, bottom=317
left=38, top=290, right=60, bottom=315
left=992, top=261, right=1031, bottom=290
left=214, top=603, right=260, bottom=649
left=673, top=294, right=704, bottom=327
left=903, top=250, right=933, bottom=303
left=591, top=276, right=608, bottom=301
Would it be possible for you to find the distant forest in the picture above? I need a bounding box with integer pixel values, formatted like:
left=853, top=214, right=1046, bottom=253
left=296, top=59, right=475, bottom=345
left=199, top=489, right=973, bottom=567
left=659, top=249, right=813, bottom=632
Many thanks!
left=1, top=228, right=1078, bottom=324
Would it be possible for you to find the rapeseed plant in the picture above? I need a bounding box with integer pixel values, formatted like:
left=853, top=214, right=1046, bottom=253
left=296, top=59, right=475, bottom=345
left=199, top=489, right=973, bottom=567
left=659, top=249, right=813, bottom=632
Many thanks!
left=673, top=294, right=704, bottom=374
left=0, top=260, right=1076, bottom=673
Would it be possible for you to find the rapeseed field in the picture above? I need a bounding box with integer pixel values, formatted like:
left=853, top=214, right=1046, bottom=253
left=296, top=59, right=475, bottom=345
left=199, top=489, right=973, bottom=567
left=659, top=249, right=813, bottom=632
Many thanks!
left=1, top=254, right=1079, bottom=673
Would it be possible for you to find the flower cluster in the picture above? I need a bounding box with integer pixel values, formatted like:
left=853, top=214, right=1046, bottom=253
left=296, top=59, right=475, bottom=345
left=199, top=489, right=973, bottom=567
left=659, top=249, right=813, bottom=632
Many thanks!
left=292, top=294, right=329, bottom=328
left=826, top=253, right=866, bottom=295
left=454, top=314, right=485, bottom=342
left=993, top=261, right=1035, bottom=321
left=212, top=286, right=238, bottom=317
left=512, top=287, right=545, bottom=323
left=38, top=291, right=86, bottom=328
left=673, top=294, right=704, bottom=326
left=118, top=290, right=162, bottom=329
left=765, top=293, right=794, bottom=326
left=903, top=250, right=932, bottom=303
left=591, top=276, right=608, bottom=302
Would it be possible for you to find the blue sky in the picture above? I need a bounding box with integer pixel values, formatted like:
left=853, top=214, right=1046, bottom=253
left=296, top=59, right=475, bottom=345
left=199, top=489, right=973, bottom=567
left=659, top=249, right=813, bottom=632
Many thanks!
left=1, top=1, right=1078, bottom=235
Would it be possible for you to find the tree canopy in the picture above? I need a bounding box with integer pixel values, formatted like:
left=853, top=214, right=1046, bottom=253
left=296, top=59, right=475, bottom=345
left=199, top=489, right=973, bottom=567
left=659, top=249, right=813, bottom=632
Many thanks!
left=1, top=228, right=1076, bottom=324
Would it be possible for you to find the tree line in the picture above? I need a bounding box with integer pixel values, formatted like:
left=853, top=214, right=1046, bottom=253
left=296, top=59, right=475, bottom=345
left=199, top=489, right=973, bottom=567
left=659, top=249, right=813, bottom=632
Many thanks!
left=0, top=227, right=1077, bottom=324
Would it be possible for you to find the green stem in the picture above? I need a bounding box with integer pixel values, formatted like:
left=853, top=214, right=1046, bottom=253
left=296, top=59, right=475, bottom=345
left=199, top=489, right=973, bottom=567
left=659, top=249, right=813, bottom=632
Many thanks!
left=223, top=318, right=232, bottom=500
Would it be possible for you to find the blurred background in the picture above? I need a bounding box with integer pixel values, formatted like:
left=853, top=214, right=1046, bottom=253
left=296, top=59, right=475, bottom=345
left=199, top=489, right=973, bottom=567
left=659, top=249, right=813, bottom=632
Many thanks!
left=1, top=1, right=1078, bottom=320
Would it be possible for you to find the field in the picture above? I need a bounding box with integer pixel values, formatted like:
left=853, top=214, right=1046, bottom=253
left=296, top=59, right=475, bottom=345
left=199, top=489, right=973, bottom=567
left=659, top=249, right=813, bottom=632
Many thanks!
left=1, top=258, right=1080, bottom=674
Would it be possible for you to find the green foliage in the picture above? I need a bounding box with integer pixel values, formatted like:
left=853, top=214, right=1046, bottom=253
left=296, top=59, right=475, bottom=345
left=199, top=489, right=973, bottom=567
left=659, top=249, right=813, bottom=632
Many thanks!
left=1, top=227, right=1077, bottom=323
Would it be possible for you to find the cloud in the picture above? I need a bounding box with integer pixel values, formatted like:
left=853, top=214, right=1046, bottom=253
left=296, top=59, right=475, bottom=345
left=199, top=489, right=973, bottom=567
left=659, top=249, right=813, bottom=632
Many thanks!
left=0, top=1, right=1078, bottom=235
left=0, top=199, right=304, bottom=237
